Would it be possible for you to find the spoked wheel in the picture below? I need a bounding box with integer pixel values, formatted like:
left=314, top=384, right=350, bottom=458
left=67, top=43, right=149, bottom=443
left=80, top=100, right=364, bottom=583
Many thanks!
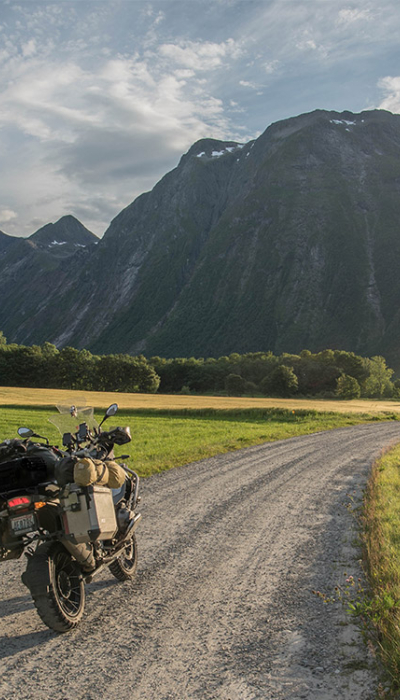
left=24, top=542, right=85, bottom=632
left=108, top=533, right=138, bottom=581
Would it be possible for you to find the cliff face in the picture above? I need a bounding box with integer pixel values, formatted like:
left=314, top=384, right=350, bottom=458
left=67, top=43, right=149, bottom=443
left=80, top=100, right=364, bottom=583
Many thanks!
left=0, top=216, right=98, bottom=346
left=0, top=230, right=17, bottom=253
left=2, top=109, right=400, bottom=367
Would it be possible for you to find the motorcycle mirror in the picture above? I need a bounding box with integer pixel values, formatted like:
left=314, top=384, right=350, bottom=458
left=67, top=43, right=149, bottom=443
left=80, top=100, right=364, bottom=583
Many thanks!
left=99, top=403, right=119, bottom=429
left=18, top=427, right=35, bottom=438
left=106, top=403, right=118, bottom=417
left=17, top=426, right=49, bottom=445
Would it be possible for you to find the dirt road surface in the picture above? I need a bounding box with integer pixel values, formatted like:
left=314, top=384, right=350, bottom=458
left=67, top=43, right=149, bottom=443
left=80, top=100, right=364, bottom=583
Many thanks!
left=1, top=422, right=399, bottom=700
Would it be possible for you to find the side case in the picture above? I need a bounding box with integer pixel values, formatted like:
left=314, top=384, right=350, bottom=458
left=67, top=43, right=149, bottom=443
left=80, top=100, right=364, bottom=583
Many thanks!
left=61, top=484, right=117, bottom=543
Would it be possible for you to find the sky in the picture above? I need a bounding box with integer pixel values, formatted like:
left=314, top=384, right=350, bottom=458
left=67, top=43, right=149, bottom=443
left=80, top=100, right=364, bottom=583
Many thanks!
left=1, top=0, right=400, bottom=239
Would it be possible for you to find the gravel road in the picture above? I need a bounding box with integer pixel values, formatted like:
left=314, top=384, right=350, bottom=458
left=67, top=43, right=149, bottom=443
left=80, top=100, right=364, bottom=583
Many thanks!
left=1, top=422, right=400, bottom=700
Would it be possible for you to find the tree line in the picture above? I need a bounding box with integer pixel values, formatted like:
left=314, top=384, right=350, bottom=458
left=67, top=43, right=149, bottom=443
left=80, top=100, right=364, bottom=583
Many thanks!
left=0, top=332, right=397, bottom=399
left=0, top=336, right=160, bottom=393
left=150, top=349, right=397, bottom=399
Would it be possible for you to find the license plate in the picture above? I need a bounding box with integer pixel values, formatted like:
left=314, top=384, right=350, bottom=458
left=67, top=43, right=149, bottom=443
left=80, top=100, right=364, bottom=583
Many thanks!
left=10, top=513, right=36, bottom=533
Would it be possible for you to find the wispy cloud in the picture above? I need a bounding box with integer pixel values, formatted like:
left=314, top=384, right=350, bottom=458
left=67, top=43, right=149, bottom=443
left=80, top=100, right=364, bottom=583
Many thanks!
left=1, top=0, right=400, bottom=237
left=158, top=38, right=243, bottom=71
left=337, top=8, right=373, bottom=25
left=295, top=30, right=329, bottom=59
left=264, top=60, right=279, bottom=74
left=0, top=12, right=248, bottom=235
left=239, top=80, right=258, bottom=89
left=0, top=209, right=17, bottom=225
left=378, top=76, right=400, bottom=113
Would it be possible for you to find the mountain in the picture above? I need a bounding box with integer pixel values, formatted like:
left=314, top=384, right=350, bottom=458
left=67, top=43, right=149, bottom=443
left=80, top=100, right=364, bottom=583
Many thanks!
left=0, top=230, right=17, bottom=253
left=0, top=216, right=98, bottom=344
left=29, top=215, right=98, bottom=257
left=2, top=109, right=400, bottom=369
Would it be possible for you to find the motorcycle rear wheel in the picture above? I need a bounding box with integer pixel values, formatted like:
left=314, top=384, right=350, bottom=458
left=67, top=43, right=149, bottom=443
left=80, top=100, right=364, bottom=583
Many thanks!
left=108, top=533, right=138, bottom=581
left=26, top=541, right=85, bottom=632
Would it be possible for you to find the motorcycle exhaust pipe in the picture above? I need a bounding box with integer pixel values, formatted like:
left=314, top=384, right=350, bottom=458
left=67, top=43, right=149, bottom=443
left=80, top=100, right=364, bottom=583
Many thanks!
left=125, top=512, right=141, bottom=536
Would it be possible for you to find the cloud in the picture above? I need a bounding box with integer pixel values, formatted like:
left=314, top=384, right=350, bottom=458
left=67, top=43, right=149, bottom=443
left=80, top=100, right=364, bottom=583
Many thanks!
left=158, top=38, right=243, bottom=71
left=22, top=39, right=37, bottom=57
left=295, top=35, right=328, bottom=58
left=296, top=38, right=318, bottom=51
left=337, top=8, right=373, bottom=25
left=57, top=127, right=185, bottom=184
left=378, top=76, right=400, bottom=113
left=0, top=23, right=247, bottom=237
left=0, top=208, right=17, bottom=224
left=2, top=0, right=399, bottom=238
left=0, top=36, right=243, bottom=152
left=264, top=60, right=279, bottom=74
left=239, top=80, right=258, bottom=90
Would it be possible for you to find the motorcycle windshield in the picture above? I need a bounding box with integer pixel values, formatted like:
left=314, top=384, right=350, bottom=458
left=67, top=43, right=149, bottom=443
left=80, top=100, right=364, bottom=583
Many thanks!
left=48, top=405, right=99, bottom=438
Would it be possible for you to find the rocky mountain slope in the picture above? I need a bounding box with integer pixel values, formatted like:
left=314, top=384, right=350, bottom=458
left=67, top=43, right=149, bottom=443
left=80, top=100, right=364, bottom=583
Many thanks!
left=2, top=109, right=400, bottom=367
left=29, top=215, right=98, bottom=256
left=0, top=216, right=98, bottom=344
left=0, top=230, right=16, bottom=253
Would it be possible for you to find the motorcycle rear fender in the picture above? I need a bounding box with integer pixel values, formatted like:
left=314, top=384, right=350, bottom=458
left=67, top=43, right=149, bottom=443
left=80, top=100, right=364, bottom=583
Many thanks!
left=21, top=543, right=52, bottom=595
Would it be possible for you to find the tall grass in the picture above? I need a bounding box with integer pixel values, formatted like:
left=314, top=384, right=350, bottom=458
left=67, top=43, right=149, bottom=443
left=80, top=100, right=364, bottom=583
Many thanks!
left=363, top=445, right=400, bottom=696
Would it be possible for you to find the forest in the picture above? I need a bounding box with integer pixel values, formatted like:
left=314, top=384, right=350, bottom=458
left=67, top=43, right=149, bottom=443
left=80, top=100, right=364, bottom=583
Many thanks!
left=0, top=332, right=397, bottom=399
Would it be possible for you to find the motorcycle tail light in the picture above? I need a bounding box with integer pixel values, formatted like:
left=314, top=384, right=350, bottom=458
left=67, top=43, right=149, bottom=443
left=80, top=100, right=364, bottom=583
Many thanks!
left=8, top=496, right=31, bottom=509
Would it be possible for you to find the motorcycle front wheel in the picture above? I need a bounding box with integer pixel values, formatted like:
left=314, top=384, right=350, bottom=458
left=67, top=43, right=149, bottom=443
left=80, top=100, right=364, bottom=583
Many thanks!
left=26, top=541, right=85, bottom=632
left=108, top=533, right=138, bottom=581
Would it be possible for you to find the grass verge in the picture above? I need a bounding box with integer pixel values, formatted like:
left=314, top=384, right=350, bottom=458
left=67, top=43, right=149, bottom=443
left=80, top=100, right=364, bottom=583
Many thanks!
left=0, top=405, right=395, bottom=478
left=363, top=444, right=400, bottom=697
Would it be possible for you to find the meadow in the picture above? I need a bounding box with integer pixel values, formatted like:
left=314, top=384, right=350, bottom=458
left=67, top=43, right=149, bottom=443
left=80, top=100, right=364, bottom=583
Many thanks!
left=1, top=385, right=400, bottom=413
left=0, top=386, right=398, bottom=477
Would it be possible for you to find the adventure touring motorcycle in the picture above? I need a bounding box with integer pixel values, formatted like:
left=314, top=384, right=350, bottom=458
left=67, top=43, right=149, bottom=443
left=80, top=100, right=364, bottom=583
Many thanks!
left=0, top=403, right=141, bottom=632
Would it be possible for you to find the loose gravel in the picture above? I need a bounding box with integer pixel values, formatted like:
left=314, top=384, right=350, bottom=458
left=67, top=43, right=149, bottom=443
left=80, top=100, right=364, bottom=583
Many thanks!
left=1, top=422, right=400, bottom=700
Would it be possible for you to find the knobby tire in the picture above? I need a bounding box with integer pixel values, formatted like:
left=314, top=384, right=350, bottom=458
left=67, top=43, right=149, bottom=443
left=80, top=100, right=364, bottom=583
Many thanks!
left=26, top=541, right=85, bottom=633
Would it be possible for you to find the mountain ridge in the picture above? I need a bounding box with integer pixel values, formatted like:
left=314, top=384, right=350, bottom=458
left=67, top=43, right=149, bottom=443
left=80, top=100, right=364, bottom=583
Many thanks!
left=0, top=230, right=16, bottom=253
left=2, top=108, right=400, bottom=369
left=29, top=215, right=98, bottom=249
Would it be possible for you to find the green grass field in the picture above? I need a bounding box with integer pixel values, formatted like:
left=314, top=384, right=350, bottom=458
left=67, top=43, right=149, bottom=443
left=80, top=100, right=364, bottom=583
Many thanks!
left=0, top=403, right=395, bottom=477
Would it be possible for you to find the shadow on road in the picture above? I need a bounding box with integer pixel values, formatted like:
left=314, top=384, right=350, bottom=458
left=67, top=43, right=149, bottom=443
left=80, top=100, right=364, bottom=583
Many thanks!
left=0, top=628, right=55, bottom=659
left=0, top=594, right=32, bottom=619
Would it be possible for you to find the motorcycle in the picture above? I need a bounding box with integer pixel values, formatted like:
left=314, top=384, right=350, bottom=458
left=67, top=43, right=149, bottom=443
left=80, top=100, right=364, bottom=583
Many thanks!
left=0, top=403, right=141, bottom=632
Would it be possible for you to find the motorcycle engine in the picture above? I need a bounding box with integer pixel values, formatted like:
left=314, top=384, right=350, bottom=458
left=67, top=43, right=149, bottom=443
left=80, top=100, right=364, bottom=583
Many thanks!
left=116, top=504, right=134, bottom=533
